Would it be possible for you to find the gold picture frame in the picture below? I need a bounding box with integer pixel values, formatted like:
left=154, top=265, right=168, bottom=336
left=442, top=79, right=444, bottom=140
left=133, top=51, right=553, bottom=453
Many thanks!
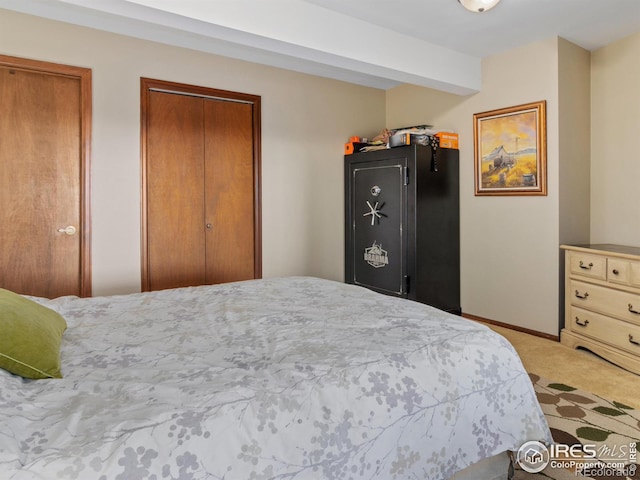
left=473, top=100, right=547, bottom=196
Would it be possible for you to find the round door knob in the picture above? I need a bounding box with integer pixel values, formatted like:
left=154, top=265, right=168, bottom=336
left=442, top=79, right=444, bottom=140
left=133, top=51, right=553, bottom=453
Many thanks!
left=205, top=223, right=212, bottom=229
left=57, top=225, right=77, bottom=235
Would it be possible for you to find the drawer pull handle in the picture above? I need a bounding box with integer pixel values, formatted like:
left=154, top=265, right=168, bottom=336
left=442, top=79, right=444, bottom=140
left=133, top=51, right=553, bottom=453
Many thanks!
left=628, top=304, right=640, bottom=315
left=629, top=335, right=640, bottom=346
left=574, top=290, right=589, bottom=299
left=579, top=261, right=594, bottom=270
left=575, top=317, right=589, bottom=327
left=612, top=269, right=619, bottom=275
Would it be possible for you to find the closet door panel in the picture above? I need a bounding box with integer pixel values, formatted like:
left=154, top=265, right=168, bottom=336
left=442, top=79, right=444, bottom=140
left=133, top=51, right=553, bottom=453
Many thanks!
left=0, top=66, right=82, bottom=298
left=204, top=99, right=255, bottom=284
left=147, top=91, right=206, bottom=290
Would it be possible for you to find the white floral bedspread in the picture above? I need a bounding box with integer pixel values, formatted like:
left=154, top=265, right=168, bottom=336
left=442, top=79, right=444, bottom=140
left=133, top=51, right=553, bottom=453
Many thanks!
left=0, top=277, right=551, bottom=480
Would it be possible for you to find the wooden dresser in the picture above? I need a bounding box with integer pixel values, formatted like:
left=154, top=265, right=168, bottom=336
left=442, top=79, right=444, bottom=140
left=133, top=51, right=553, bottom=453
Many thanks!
left=561, top=244, right=640, bottom=374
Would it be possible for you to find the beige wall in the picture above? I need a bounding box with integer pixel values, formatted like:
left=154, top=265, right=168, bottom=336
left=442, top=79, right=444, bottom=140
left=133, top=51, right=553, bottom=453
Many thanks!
left=591, top=32, right=640, bottom=247
left=387, top=38, right=570, bottom=336
left=386, top=33, right=640, bottom=337
left=558, top=38, right=591, bottom=248
left=557, top=38, right=592, bottom=330
left=0, top=9, right=385, bottom=295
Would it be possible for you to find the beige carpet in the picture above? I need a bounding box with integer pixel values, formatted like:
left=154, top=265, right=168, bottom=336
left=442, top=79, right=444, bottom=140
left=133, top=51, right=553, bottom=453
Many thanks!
left=485, top=324, right=640, bottom=410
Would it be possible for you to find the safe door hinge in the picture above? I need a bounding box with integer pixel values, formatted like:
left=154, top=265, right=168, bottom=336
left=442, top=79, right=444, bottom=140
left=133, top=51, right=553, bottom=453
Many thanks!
left=403, top=275, right=410, bottom=294
left=403, top=166, right=409, bottom=185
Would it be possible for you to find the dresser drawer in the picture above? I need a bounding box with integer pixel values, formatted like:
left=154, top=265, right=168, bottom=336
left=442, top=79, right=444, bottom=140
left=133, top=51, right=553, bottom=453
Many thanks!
left=569, top=306, right=640, bottom=356
left=608, top=258, right=629, bottom=285
left=570, top=279, right=640, bottom=325
left=568, top=252, right=606, bottom=280
left=632, top=262, right=640, bottom=288
left=608, top=258, right=640, bottom=288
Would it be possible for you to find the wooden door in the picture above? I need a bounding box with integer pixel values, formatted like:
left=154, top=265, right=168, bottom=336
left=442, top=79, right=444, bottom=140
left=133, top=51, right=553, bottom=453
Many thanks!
left=204, top=99, right=255, bottom=284
left=0, top=56, right=91, bottom=298
left=145, top=91, right=206, bottom=291
left=141, top=79, right=261, bottom=291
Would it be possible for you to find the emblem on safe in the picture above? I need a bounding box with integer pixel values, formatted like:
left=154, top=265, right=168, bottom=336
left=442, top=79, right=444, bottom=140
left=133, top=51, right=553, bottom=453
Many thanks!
left=364, top=241, right=389, bottom=268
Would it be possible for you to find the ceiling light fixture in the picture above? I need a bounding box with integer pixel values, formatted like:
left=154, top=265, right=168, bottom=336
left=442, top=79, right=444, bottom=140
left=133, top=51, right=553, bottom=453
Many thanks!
left=458, top=0, right=501, bottom=13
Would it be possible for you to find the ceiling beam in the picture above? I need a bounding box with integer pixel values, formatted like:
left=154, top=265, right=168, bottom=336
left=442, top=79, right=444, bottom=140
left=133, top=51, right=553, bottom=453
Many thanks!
left=0, top=0, right=482, bottom=94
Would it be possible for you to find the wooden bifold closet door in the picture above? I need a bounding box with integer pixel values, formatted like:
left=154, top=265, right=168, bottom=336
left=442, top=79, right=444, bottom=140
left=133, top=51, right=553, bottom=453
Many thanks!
left=141, top=79, right=261, bottom=292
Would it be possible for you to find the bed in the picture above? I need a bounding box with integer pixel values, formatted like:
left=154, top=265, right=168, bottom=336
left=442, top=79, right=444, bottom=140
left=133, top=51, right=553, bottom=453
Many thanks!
left=0, top=276, right=551, bottom=479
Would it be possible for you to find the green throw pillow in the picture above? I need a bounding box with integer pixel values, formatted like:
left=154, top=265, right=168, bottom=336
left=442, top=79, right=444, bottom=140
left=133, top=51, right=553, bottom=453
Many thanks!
left=0, top=288, right=67, bottom=379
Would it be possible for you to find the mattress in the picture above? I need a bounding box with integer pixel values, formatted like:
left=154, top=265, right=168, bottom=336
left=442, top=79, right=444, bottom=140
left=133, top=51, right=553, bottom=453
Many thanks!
left=0, top=276, right=551, bottom=479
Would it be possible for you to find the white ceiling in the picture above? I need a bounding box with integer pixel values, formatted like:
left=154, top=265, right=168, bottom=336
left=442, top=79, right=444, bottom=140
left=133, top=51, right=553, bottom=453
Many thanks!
left=2, top=0, right=640, bottom=95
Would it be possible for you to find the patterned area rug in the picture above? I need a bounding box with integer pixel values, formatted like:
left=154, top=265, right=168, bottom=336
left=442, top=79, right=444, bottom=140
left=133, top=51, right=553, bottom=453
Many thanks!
left=513, top=374, right=639, bottom=479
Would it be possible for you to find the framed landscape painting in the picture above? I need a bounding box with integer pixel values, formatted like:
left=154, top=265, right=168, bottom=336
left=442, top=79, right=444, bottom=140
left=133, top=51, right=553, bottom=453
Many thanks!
left=473, top=100, right=547, bottom=196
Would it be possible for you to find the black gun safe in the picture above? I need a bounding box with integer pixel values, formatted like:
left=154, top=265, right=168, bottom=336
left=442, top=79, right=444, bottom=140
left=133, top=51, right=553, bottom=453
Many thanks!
left=344, top=144, right=460, bottom=314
